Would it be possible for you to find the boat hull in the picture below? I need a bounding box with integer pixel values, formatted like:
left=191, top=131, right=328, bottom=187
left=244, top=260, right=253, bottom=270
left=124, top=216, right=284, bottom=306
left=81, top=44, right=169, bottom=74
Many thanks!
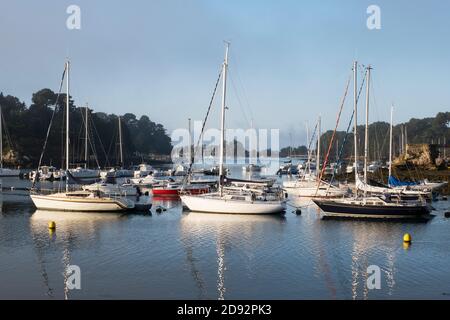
left=152, top=188, right=179, bottom=196
left=180, top=194, right=286, bottom=214
left=284, top=186, right=347, bottom=198
left=30, top=194, right=133, bottom=212
left=0, top=168, right=20, bottom=177
left=83, top=183, right=137, bottom=196
left=152, top=186, right=210, bottom=196
left=69, top=169, right=100, bottom=179
left=313, top=199, right=431, bottom=218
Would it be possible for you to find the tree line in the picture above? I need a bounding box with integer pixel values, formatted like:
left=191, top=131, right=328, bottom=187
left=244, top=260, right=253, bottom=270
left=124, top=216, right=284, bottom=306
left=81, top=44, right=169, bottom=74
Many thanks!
left=281, top=112, right=449, bottom=161
left=0, top=89, right=172, bottom=168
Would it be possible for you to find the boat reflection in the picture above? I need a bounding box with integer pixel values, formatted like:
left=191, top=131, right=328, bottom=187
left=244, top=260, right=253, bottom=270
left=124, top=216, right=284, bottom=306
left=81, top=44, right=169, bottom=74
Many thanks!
left=180, top=212, right=285, bottom=299
left=152, top=197, right=182, bottom=210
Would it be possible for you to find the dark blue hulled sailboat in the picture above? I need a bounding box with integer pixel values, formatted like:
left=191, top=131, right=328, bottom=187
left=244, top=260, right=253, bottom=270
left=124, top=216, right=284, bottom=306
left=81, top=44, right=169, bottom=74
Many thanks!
left=313, top=62, right=432, bottom=219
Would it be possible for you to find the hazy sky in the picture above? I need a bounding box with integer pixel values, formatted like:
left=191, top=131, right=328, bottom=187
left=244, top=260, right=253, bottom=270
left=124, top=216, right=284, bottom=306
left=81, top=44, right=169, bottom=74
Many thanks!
left=1, top=0, right=449, bottom=146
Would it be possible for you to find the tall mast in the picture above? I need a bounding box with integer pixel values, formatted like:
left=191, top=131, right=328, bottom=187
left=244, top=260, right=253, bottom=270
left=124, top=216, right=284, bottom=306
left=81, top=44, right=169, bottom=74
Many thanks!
left=316, top=115, right=321, bottom=177
left=306, top=122, right=310, bottom=174
left=364, top=65, right=371, bottom=197
left=289, top=133, right=292, bottom=158
left=85, top=104, right=89, bottom=169
left=389, top=105, right=393, bottom=180
left=353, top=61, right=358, bottom=190
left=188, top=118, right=193, bottom=166
left=118, top=116, right=123, bottom=168
left=65, top=60, right=70, bottom=192
left=219, top=42, right=229, bottom=194
left=401, top=125, right=404, bottom=155
left=405, top=125, right=408, bottom=151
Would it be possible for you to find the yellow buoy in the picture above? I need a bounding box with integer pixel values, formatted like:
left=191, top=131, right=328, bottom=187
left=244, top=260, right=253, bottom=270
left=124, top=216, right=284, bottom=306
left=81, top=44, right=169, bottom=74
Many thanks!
left=403, top=233, right=411, bottom=243
left=48, top=221, right=56, bottom=229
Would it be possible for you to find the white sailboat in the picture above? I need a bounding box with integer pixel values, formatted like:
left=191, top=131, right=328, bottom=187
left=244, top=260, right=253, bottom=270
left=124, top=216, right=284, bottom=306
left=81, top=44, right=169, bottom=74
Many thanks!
left=69, top=105, right=100, bottom=179
left=283, top=116, right=348, bottom=198
left=30, top=60, right=134, bottom=212
left=181, top=43, right=286, bottom=214
left=356, top=105, right=431, bottom=200
left=0, top=103, right=20, bottom=176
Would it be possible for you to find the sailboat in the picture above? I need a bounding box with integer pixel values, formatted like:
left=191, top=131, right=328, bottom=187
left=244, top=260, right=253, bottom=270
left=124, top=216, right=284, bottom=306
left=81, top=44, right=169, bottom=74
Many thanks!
left=99, top=116, right=134, bottom=179
left=313, top=62, right=431, bottom=218
left=68, top=105, right=100, bottom=179
left=30, top=60, right=134, bottom=212
left=0, top=104, right=20, bottom=177
left=283, top=116, right=348, bottom=198
left=354, top=104, right=431, bottom=200
left=180, top=43, right=286, bottom=214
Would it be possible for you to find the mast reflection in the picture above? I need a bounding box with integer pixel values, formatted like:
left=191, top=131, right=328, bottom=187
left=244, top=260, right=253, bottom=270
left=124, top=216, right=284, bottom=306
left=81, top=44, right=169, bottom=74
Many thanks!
left=29, top=209, right=125, bottom=299
left=180, top=212, right=285, bottom=299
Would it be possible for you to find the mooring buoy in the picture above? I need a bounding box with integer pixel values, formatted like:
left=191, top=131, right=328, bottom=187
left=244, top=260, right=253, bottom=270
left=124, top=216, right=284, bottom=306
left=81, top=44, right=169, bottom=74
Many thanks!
left=48, top=221, right=56, bottom=230
left=403, top=233, right=412, bottom=243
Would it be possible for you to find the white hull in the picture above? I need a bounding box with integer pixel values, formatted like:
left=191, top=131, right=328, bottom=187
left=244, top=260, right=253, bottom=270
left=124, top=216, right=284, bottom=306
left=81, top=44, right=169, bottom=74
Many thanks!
left=283, top=180, right=347, bottom=198
left=69, top=168, right=100, bottom=179
left=284, top=186, right=347, bottom=197
left=82, top=183, right=137, bottom=196
left=101, top=169, right=134, bottom=178
left=180, top=194, right=286, bottom=214
left=0, top=168, right=20, bottom=177
left=30, top=193, right=134, bottom=212
left=356, top=176, right=431, bottom=198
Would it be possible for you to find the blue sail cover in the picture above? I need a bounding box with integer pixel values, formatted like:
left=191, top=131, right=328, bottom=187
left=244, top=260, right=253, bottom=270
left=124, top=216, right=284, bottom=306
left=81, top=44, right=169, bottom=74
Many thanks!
left=388, top=175, right=418, bottom=187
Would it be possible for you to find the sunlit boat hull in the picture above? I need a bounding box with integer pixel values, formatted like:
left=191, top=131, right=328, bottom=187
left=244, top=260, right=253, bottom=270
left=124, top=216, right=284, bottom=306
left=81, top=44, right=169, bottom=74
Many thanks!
left=30, top=193, right=134, bottom=212
left=283, top=185, right=347, bottom=198
left=283, top=179, right=348, bottom=198
left=180, top=194, right=286, bottom=214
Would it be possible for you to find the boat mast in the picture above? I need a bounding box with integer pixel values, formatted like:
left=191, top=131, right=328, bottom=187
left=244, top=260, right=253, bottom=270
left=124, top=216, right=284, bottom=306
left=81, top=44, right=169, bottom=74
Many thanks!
left=65, top=60, right=70, bottom=192
left=364, top=65, right=371, bottom=197
left=353, top=61, right=358, bottom=193
left=118, top=115, right=123, bottom=168
left=389, top=105, right=393, bottom=180
left=306, top=122, right=310, bottom=174
left=85, top=104, right=89, bottom=169
left=219, top=42, right=229, bottom=195
left=316, top=115, right=321, bottom=178
left=188, top=118, right=193, bottom=166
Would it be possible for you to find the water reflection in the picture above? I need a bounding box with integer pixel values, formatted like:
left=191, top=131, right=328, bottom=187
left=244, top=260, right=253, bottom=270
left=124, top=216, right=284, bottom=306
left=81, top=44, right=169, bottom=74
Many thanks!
left=152, top=197, right=182, bottom=210
left=29, top=210, right=126, bottom=299
left=180, top=212, right=286, bottom=299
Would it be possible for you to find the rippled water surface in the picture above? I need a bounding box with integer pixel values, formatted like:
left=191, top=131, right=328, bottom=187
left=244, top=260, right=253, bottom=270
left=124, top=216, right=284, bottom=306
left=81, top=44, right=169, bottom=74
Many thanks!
left=0, top=175, right=449, bottom=299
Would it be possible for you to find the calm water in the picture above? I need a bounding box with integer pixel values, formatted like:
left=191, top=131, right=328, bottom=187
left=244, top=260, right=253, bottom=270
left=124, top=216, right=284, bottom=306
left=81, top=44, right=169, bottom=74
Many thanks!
left=0, top=172, right=449, bottom=300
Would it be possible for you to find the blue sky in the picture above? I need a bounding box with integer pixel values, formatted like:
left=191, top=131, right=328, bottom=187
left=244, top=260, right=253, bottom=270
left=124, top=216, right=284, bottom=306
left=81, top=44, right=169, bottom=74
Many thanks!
left=0, top=0, right=449, bottom=147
